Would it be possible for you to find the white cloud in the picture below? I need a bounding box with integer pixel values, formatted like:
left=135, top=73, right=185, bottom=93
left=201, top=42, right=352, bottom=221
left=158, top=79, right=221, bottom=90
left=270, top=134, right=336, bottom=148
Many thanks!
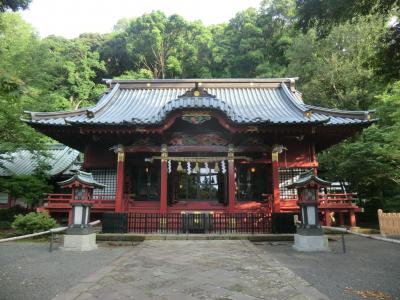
left=20, top=0, right=261, bottom=38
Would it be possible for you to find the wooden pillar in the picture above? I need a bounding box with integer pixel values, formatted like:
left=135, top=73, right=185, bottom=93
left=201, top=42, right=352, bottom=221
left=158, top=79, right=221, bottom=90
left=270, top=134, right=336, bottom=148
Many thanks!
left=160, top=145, right=168, bottom=214
left=349, top=211, right=356, bottom=227
left=325, top=211, right=331, bottom=226
left=115, top=145, right=125, bottom=212
left=228, top=144, right=236, bottom=212
left=272, top=150, right=280, bottom=213
left=338, top=212, right=345, bottom=226
left=68, top=209, right=73, bottom=225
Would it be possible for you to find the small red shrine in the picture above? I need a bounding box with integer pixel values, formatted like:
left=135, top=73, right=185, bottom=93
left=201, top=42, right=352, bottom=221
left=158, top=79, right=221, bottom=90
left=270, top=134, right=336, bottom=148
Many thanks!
left=25, top=79, right=374, bottom=231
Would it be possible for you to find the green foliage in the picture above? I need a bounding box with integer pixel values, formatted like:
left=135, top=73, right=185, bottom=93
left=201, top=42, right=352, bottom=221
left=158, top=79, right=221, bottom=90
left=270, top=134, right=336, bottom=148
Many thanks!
left=114, top=69, right=154, bottom=80
left=319, top=81, right=400, bottom=211
left=287, top=15, right=387, bottom=109
left=0, top=0, right=31, bottom=12
left=0, top=172, right=52, bottom=207
left=295, top=0, right=398, bottom=35
left=11, top=212, right=57, bottom=234
left=0, top=206, right=30, bottom=229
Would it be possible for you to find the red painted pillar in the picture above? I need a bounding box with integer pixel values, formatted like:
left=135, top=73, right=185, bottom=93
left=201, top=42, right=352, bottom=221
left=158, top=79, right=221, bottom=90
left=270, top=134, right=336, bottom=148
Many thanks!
left=228, top=159, right=236, bottom=212
left=338, top=212, right=344, bottom=226
left=325, top=211, right=332, bottom=226
left=160, top=145, right=168, bottom=214
left=68, top=209, right=73, bottom=224
left=349, top=211, right=356, bottom=227
left=115, top=147, right=125, bottom=212
left=227, top=145, right=235, bottom=212
left=272, top=151, right=280, bottom=213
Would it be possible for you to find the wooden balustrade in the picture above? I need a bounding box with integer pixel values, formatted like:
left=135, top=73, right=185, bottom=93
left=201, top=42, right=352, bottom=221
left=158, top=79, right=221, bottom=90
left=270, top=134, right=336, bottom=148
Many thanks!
left=319, top=193, right=355, bottom=206
left=45, top=192, right=357, bottom=211
left=47, top=193, right=117, bottom=210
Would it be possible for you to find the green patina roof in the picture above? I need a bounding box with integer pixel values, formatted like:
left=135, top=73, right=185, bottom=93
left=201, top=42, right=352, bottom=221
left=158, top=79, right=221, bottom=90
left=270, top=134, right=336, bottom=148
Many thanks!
left=286, top=172, right=331, bottom=189
left=58, top=170, right=106, bottom=189
left=0, top=144, right=80, bottom=177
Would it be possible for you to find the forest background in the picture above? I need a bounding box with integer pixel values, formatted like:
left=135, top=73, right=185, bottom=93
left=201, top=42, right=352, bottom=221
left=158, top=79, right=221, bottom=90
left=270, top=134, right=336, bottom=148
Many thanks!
left=1, top=0, right=400, bottom=212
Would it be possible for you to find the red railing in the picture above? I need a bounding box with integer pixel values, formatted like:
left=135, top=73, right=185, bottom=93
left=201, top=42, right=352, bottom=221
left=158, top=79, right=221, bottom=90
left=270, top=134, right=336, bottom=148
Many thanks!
left=47, top=194, right=117, bottom=210
left=319, top=193, right=356, bottom=207
left=46, top=192, right=357, bottom=211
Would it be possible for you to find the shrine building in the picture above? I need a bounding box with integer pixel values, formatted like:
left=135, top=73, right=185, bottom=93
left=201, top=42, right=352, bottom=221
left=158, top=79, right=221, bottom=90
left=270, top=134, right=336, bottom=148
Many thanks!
left=24, top=79, right=374, bottom=232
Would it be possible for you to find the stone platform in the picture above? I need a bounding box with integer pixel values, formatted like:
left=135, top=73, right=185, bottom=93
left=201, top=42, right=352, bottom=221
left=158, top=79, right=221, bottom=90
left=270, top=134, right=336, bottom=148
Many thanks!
left=53, top=240, right=329, bottom=300
left=63, top=233, right=98, bottom=251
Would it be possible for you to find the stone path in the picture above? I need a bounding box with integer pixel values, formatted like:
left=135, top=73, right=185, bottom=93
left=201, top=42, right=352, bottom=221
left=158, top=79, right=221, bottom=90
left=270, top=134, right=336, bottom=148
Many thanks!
left=54, top=240, right=328, bottom=300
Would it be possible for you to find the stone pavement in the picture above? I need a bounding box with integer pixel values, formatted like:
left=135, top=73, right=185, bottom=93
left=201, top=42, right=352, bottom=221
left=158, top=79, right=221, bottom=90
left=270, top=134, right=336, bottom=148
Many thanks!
left=53, top=240, right=328, bottom=300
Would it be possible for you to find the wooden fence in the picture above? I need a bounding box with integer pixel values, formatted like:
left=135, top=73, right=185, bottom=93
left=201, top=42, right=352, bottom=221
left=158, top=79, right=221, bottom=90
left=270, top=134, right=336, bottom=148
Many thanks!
left=378, top=209, right=400, bottom=235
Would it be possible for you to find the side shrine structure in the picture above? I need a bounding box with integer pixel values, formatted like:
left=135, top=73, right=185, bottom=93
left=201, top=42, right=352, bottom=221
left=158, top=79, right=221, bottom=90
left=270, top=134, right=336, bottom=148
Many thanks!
left=25, top=79, right=374, bottom=232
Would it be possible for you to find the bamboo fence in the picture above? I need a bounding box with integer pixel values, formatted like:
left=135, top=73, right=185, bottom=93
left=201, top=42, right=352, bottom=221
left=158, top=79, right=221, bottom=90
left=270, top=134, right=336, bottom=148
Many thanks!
left=378, top=209, right=400, bottom=236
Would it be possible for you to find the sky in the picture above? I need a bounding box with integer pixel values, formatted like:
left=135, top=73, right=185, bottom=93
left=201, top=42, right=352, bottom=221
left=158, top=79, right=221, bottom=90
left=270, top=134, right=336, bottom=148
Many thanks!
left=21, top=0, right=262, bottom=39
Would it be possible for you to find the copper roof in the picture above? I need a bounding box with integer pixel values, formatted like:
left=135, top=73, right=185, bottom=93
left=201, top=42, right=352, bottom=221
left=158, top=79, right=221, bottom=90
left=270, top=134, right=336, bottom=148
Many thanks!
left=0, top=144, right=80, bottom=176
left=25, top=78, right=373, bottom=126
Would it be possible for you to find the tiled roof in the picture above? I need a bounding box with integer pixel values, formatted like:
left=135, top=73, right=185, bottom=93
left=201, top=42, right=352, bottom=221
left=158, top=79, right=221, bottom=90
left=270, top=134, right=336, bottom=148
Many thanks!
left=0, top=144, right=80, bottom=177
left=25, top=79, right=373, bottom=126
left=286, top=172, right=331, bottom=189
left=58, top=170, right=106, bottom=189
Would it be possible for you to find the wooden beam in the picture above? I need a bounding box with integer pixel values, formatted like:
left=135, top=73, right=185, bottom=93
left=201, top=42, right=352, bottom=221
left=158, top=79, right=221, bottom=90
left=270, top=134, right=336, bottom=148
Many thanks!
left=125, top=145, right=270, bottom=153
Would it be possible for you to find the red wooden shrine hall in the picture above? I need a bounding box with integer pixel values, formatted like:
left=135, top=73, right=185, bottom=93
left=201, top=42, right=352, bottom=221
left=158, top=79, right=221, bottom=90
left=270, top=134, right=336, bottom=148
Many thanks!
left=25, top=79, right=374, bottom=228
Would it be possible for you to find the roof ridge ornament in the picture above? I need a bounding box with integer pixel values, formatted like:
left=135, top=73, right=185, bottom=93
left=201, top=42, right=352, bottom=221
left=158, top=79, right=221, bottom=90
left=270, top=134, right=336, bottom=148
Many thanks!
left=178, top=82, right=216, bottom=98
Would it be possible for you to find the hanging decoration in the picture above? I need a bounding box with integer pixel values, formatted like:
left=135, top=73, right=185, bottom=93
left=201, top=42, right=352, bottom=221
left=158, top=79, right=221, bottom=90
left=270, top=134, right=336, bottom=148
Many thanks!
left=167, top=160, right=172, bottom=174
left=204, top=162, right=210, bottom=174
left=221, top=160, right=226, bottom=174
left=147, top=152, right=251, bottom=175
left=177, top=161, right=184, bottom=172
left=214, top=162, right=220, bottom=173
left=193, top=162, right=200, bottom=174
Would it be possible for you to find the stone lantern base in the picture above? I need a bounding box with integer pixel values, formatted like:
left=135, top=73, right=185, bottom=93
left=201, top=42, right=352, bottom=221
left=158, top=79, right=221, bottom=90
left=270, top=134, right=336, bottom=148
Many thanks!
left=63, top=233, right=97, bottom=251
left=293, top=234, right=329, bottom=252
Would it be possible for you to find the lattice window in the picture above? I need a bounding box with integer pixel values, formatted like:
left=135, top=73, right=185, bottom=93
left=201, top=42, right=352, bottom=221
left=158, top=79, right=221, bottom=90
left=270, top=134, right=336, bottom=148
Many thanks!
left=279, top=168, right=312, bottom=200
left=91, top=169, right=117, bottom=196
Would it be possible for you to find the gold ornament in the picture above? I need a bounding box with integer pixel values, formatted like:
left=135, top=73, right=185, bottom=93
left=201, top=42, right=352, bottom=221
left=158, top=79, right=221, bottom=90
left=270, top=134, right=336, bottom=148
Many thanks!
left=193, top=162, right=200, bottom=173
left=177, top=161, right=183, bottom=172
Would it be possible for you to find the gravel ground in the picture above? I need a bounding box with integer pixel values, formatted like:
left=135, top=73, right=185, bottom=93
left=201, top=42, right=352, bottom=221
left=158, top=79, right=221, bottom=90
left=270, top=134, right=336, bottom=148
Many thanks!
left=0, top=241, right=131, bottom=300
left=254, top=235, right=400, bottom=300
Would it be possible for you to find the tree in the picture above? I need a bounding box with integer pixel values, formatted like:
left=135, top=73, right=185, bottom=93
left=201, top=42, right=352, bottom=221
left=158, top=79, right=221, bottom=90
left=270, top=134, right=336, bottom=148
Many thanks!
left=319, top=81, right=400, bottom=211
left=38, top=36, right=106, bottom=109
left=0, top=13, right=46, bottom=154
left=295, top=0, right=399, bottom=35
left=286, top=15, right=387, bottom=110
left=0, top=0, right=31, bottom=12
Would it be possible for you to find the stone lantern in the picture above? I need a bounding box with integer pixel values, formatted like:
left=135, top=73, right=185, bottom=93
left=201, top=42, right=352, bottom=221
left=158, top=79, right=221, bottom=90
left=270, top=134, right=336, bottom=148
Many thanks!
left=58, top=171, right=106, bottom=251
left=287, top=172, right=330, bottom=251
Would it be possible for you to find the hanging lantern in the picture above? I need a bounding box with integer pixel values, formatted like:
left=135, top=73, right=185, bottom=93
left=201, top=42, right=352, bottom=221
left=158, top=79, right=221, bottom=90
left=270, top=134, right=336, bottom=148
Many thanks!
left=193, top=162, right=200, bottom=173
left=187, top=162, right=192, bottom=175
left=214, top=162, right=220, bottom=173
left=177, top=161, right=184, bottom=172
left=204, top=162, right=210, bottom=174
